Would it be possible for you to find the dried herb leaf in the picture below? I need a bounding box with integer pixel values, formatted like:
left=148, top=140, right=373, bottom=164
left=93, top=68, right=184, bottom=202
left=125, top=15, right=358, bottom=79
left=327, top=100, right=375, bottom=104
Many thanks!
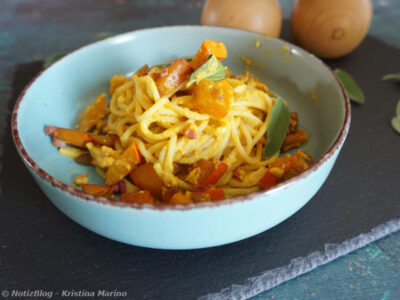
left=382, top=73, right=400, bottom=81
left=263, top=97, right=290, bottom=158
left=391, top=117, right=400, bottom=134
left=335, top=69, right=365, bottom=104
left=94, top=32, right=114, bottom=42
left=43, top=52, right=67, bottom=68
left=396, top=100, right=400, bottom=118
left=187, top=55, right=226, bottom=87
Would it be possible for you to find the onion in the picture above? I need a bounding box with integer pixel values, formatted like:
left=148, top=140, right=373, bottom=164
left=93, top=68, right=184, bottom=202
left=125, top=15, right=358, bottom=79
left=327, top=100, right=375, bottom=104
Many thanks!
left=201, top=0, right=282, bottom=38
left=291, top=0, right=373, bottom=59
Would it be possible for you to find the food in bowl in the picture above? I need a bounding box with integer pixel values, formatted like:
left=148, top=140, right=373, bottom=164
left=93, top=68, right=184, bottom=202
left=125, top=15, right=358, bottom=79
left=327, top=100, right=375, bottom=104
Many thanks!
left=45, top=40, right=312, bottom=205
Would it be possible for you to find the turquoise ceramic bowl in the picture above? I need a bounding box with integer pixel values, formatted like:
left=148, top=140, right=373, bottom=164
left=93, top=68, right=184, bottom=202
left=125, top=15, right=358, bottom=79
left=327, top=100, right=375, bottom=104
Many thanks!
left=12, top=26, right=350, bottom=249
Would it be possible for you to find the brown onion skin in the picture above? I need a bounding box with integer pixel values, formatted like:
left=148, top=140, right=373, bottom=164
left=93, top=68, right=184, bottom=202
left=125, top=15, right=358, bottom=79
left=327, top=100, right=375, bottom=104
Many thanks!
left=291, top=0, right=373, bottom=59
left=201, top=0, right=282, bottom=38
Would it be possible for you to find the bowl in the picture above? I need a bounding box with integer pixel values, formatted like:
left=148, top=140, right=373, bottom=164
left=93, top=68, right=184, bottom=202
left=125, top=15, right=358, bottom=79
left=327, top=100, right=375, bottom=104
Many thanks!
left=12, top=26, right=350, bottom=249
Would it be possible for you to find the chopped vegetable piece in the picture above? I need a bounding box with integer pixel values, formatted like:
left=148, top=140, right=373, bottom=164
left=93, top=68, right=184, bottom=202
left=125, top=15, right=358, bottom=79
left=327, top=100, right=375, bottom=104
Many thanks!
left=129, top=163, right=163, bottom=199
left=77, top=94, right=108, bottom=132
left=258, top=170, right=279, bottom=188
left=196, top=159, right=216, bottom=183
left=120, top=190, right=154, bottom=204
left=155, top=58, right=192, bottom=96
left=75, top=174, right=89, bottom=185
left=51, top=127, right=91, bottom=148
left=192, top=79, right=234, bottom=118
left=105, top=142, right=142, bottom=186
left=90, top=134, right=118, bottom=147
left=82, top=184, right=112, bottom=197
left=191, top=40, right=227, bottom=70
left=258, top=154, right=291, bottom=188
left=170, top=192, right=193, bottom=205
left=263, top=97, right=290, bottom=158
left=74, top=153, right=94, bottom=165
left=281, top=128, right=309, bottom=152
left=109, top=75, right=129, bottom=95
left=203, top=188, right=225, bottom=201
left=134, top=64, right=149, bottom=77
left=283, top=149, right=313, bottom=180
left=198, top=161, right=228, bottom=186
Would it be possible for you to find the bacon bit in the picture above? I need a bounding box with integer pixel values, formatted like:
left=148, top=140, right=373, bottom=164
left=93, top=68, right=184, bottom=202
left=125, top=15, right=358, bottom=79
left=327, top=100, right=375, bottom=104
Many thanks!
left=44, top=126, right=56, bottom=136
left=110, top=184, right=120, bottom=193
left=184, top=129, right=197, bottom=139
left=232, top=167, right=246, bottom=181
left=118, top=180, right=127, bottom=194
left=194, top=183, right=212, bottom=192
left=51, top=137, right=67, bottom=148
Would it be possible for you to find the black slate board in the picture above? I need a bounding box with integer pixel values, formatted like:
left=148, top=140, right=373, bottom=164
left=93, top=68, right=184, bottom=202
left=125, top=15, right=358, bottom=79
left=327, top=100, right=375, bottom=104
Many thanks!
left=1, top=36, right=399, bottom=299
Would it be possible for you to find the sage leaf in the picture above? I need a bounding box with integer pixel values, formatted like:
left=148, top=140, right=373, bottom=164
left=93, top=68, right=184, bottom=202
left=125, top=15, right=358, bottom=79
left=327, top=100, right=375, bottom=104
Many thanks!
left=391, top=116, right=400, bottom=134
left=94, top=32, right=114, bottom=42
left=263, top=97, right=290, bottom=158
left=382, top=73, right=400, bottom=81
left=335, top=69, right=365, bottom=104
left=396, top=100, right=400, bottom=118
left=43, top=52, right=67, bottom=68
left=187, top=55, right=226, bottom=87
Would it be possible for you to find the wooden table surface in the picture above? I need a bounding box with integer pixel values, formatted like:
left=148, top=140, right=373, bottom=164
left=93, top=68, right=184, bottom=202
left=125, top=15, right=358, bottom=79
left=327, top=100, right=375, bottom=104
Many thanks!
left=1, top=0, right=399, bottom=299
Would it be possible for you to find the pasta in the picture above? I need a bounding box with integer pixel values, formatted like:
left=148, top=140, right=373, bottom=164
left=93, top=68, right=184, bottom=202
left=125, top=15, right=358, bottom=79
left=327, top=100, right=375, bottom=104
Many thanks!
left=45, top=40, right=312, bottom=205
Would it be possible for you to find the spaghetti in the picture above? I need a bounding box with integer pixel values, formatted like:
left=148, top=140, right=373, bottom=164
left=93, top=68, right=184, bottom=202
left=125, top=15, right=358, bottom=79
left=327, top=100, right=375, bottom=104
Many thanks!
left=45, top=40, right=312, bottom=205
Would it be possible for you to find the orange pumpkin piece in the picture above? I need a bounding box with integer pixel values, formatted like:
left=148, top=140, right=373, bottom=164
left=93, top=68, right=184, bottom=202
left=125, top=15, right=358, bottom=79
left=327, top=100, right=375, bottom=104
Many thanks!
left=281, top=128, right=309, bottom=152
left=52, top=127, right=91, bottom=148
left=258, top=170, right=279, bottom=189
left=82, top=184, right=113, bottom=197
left=120, top=190, right=154, bottom=204
left=203, top=188, right=225, bottom=201
left=90, top=134, right=118, bottom=147
left=191, top=40, right=227, bottom=70
left=283, top=150, right=312, bottom=180
left=258, top=154, right=291, bottom=189
left=105, top=142, right=142, bottom=186
left=109, top=75, right=129, bottom=95
left=192, top=79, right=234, bottom=119
left=155, top=58, right=193, bottom=96
left=134, top=64, right=149, bottom=77
left=129, top=163, right=163, bottom=200
left=77, top=94, right=108, bottom=132
left=198, top=161, right=228, bottom=187
left=195, top=159, right=216, bottom=183
left=170, top=192, right=193, bottom=205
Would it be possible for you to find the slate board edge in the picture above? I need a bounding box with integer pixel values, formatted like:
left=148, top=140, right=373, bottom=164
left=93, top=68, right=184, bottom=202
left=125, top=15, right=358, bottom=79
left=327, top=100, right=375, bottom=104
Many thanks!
left=201, top=218, right=400, bottom=300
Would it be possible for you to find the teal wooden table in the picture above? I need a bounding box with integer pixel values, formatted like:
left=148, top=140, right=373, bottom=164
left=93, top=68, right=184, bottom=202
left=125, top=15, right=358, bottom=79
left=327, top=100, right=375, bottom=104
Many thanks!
left=0, top=1, right=399, bottom=299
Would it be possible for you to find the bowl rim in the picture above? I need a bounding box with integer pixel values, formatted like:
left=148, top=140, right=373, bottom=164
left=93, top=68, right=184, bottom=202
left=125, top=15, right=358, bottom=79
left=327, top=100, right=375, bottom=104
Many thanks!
left=11, top=25, right=351, bottom=211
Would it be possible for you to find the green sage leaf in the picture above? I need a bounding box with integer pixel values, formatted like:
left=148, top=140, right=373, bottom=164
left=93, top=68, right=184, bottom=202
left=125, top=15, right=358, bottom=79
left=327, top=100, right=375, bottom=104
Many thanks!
left=382, top=73, right=400, bottom=81
left=396, top=100, right=400, bottom=118
left=187, top=55, right=226, bottom=87
left=94, top=32, right=114, bottom=42
left=335, top=69, right=365, bottom=104
left=43, top=52, right=68, bottom=68
left=391, top=116, right=400, bottom=134
left=263, top=97, right=290, bottom=158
